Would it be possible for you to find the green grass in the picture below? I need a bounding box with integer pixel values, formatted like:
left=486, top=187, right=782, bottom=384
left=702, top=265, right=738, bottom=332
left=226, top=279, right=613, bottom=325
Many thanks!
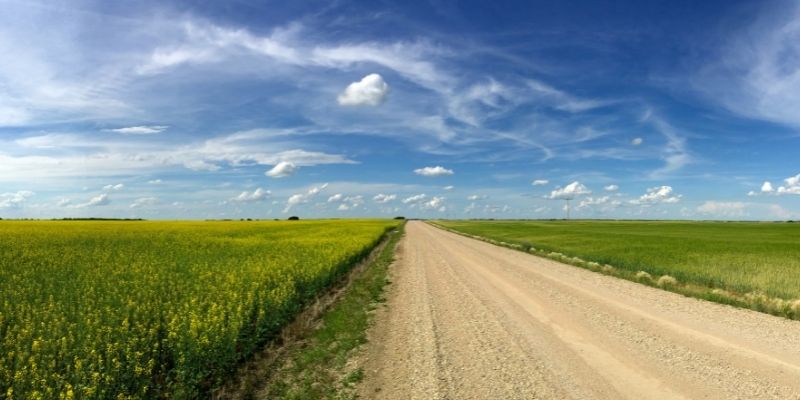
left=259, top=222, right=404, bottom=399
left=434, top=220, right=800, bottom=317
left=0, top=220, right=399, bottom=399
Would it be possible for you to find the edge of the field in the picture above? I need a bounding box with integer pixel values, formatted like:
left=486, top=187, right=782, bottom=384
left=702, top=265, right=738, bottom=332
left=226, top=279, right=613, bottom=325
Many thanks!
left=427, top=220, right=800, bottom=321
left=212, top=221, right=405, bottom=399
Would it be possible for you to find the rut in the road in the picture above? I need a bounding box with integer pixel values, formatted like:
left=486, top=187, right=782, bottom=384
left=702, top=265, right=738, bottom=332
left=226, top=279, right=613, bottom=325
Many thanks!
left=357, top=221, right=800, bottom=400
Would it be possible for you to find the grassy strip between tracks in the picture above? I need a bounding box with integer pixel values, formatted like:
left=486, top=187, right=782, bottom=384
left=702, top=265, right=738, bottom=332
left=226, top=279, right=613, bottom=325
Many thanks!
left=430, top=220, right=800, bottom=320
left=215, top=222, right=404, bottom=400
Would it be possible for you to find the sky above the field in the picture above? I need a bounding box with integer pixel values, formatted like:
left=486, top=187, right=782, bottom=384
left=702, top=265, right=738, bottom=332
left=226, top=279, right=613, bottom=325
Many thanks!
left=1, top=0, right=799, bottom=220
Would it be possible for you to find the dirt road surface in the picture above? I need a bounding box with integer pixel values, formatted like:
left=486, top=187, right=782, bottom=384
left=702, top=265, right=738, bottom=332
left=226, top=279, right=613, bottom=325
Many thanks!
left=357, top=221, right=800, bottom=399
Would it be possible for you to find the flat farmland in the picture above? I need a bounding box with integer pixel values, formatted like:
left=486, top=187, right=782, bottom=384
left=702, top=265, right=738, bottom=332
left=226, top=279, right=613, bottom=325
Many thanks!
left=0, top=220, right=398, bottom=399
left=435, top=220, right=800, bottom=314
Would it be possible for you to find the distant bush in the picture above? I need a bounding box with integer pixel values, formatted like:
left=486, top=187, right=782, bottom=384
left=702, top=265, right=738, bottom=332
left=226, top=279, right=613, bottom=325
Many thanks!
left=288, top=216, right=300, bottom=220
left=393, top=216, right=405, bottom=220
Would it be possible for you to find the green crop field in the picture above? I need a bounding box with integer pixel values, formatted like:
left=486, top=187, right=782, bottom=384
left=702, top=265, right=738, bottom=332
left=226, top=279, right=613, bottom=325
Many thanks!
left=435, top=220, right=800, bottom=316
left=0, top=219, right=399, bottom=399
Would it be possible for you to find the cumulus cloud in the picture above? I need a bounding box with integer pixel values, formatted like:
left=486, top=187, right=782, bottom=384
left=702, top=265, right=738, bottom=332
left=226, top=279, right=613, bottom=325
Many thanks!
left=402, top=193, right=427, bottom=204
left=0, top=191, right=34, bottom=209
left=577, top=196, right=621, bottom=210
left=76, top=193, right=110, bottom=208
left=103, top=183, right=124, bottom=191
left=630, top=186, right=681, bottom=205
left=414, top=166, right=454, bottom=177
left=531, top=179, right=549, bottom=186
left=337, top=73, right=389, bottom=106
left=283, top=183, right=328, bottom=213
left=421, top=196, right=446, bottom=212
left=749, top=174, right=800, bottom=196
left=266, top=161, right=298, bottom=178
left=443, top=185, right=455, bottom=191
left=604, top=184, right=619, bottom=192
left=130, top=197, right=158, bottom=208
left=327, top=193, right=343, bottom=203
left=373, top=193, right=396, bottom=203
left=107, top=126, right=168, bottom=135
left=547, top=181, right=591, bottom=199
left=232, top=188, right=271, bottom=202
left=631, top=137, right=643, bottom=146
left=696, top=201, right=746, bottom=217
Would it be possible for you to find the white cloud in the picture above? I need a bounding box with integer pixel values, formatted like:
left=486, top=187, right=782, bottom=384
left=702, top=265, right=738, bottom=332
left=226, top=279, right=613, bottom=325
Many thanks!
left=56, top=198, right=71, bottom=207
left=421, top=196, right=446, bottom=212
left=630, top=186, right=681, bottom=205
left=577, top=196, right=621, bottom=211
left=337, top=203, right=350, bottom=211
left=337, top=73, right=389, bottom=106
left=631, top=137, right=643, bottom=146
left=107, top=126, right=168, bottom=135
left=776, top=173, right=800, bottom=195
left=265, top=161, right=298, bottom=178
left=148, top=179, right=163, bottom=184
left=414, top=166, right=453, bottom=177
left=130, top=197, right=158, bottom=208
left=547, top=181, right=591, bottom=199
left=604, top=184, right=619, bottom=192
left=402, top=193, right=427, bottom=204
left=0, top=191, right=34, bottom=209
left=373, top=193, right=396, bottom=203
left=76, top=193, right=110, bottom=208
left=103, top=183, right=124, bottom=191
left=696, top=201, right=747, bottom=217
left=232, top=188, right=271, bottom=203
left=531, top=179, right=549, bottom=186
left=327, top=193, right=343, bottom=203
left=443, top=185, right=455, bottom=191
left=467, top=194, right=488, bottom=201
left=283, top=183, right=328, bottom=213
left=762, top=181, right=774, bottom=193
left=183, top=160, right=221, bottom=172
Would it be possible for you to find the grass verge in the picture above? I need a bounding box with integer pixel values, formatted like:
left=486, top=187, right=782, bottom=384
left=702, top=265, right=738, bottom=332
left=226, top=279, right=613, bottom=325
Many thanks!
left=214, top=222, right=404, bottom=399
left=429, top=220, right=800, bottom=320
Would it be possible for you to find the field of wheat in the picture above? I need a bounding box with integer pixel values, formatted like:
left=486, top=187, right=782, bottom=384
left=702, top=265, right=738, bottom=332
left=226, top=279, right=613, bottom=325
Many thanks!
left=436, top=220, right=800, bottom=318
left=0, top=219, right=398, bottom=399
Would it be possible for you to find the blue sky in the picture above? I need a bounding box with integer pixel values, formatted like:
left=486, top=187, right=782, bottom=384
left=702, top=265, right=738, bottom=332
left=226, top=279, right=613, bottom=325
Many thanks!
left=1, top=0, right=799, bottom=220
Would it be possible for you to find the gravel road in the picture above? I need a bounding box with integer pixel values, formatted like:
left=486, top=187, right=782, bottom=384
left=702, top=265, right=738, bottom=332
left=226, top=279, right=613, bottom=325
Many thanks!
left=357, top=221, right=800, bottom=399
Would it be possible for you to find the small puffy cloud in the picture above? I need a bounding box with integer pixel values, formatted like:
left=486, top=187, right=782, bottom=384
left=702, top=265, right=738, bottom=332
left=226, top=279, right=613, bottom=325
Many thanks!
left=327, top=193, right=343, bottom=203
left=577, top=196, right=622, bottom=210
left=0, top=191, right=34, bottom=209
left=761, top=181, right=774, bottom=193
left=266, top=161, right=298, bottom=178
left=107, top=125, right=168, bottom=135
left=422, top=196, right=446, bottom=212
left=630, top=186, right=681, bottom=205
left=402, top=194, right=427, bottom=204
left=232, top=188, right=271, bottom=203
left=631, top=137, right=643, bottom=146
left=467, top=194, right=488, bottom=201
left=531, top=179, right=549, bottom=186
left=414, top=166, right=454, bottom=177
left=696, top=201, right=746, bottom=217
left=76, top=193, right=110, bottom=208
left=443, top=185, right=455, bottom=191
left=337, top=203, right=350, bottom=211
left=103, top=183, right=124, bottom=191
left=283, top=183, right=328, bottom=213
left=547, top=181, right=591, bottom=199
left=373, top=193, right=397, bottom=203
left=776, top=173, right=800, bottom=195
left=130, top=197, right=158, bottom=209
left=604, top=184, right=619, bottom=192
left=337, top=73, right=389, bottom=106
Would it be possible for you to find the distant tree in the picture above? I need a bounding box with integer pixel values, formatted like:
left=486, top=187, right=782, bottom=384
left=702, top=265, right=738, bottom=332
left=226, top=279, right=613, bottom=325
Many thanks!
left=288, top=216, right=300, bottom=220
left=393, top=216, right=405, bottom=220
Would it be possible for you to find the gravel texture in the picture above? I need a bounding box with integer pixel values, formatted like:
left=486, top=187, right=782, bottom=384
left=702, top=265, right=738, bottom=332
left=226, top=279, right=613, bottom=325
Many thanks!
left=357, top=221, right=800, bottom=400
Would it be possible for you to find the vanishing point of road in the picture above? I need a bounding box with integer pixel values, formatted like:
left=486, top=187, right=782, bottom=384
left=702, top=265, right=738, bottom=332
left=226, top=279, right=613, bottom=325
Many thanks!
left=358, top=221, right=800, bottom=400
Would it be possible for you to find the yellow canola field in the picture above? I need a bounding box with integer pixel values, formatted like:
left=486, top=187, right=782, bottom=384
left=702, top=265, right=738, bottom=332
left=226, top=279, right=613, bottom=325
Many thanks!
left=0, top=219, right=398, bottom=399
